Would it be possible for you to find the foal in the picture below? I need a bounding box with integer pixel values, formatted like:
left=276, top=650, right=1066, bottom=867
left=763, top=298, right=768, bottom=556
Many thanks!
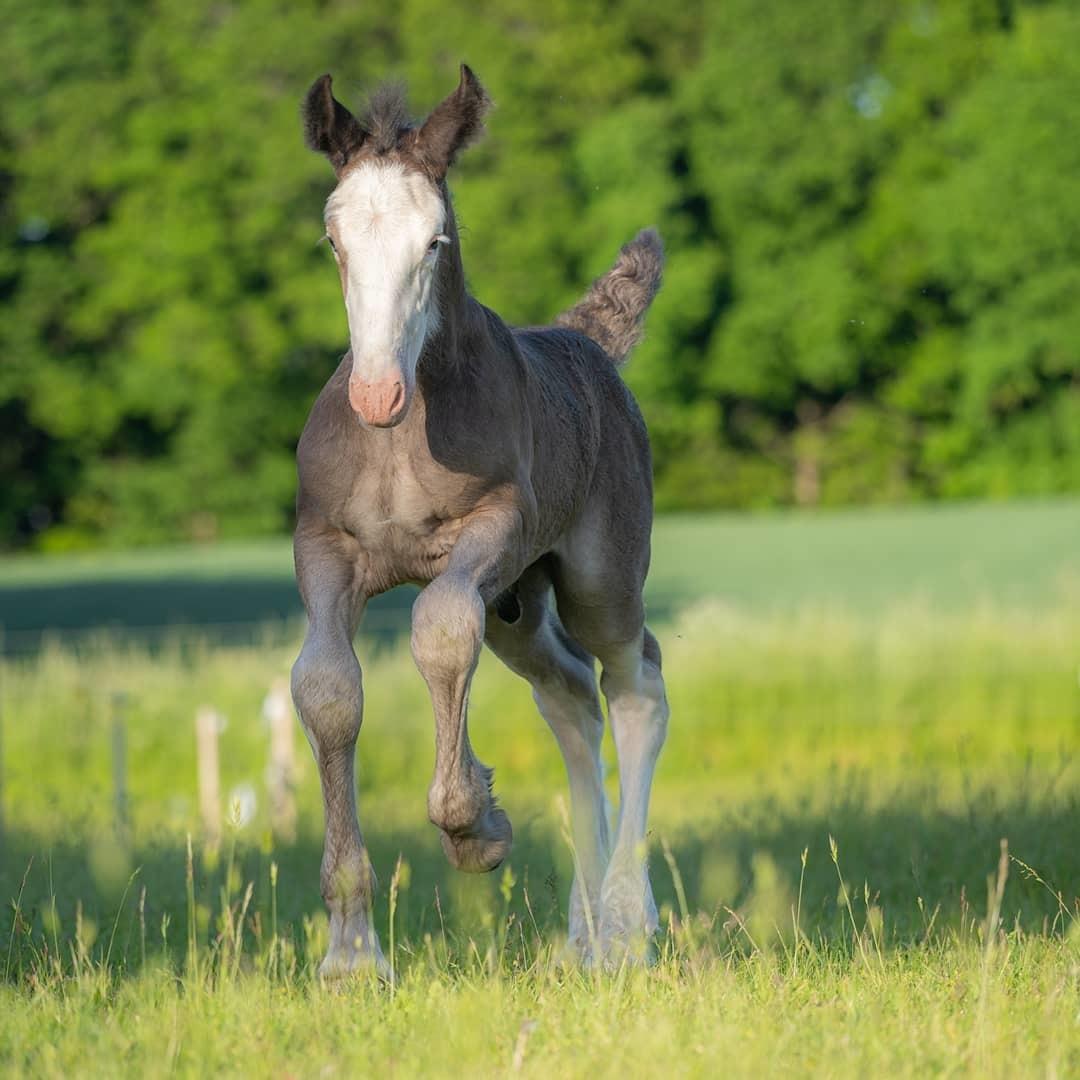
left=291, top=65, right=669, bottom=976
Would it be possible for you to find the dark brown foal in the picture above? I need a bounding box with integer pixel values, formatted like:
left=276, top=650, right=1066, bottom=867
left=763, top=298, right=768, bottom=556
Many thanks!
left=291, top=65, right=667, bottom=975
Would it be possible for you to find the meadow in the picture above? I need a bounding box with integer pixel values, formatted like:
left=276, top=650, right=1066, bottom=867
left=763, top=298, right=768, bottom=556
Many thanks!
left=1, top=500, right=1079, bottom=1076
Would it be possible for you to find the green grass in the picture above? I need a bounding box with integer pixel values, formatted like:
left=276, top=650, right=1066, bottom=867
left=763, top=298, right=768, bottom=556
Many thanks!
left=6, top=939, right=1080, bottom=1076
left=0, top=498, right=1077, bottom=652
left=645, top=497, right=1080, bottom=614
left=2, top=502, right=1079, bottom=1074
left=3, top=595, right=1080, bottom=1075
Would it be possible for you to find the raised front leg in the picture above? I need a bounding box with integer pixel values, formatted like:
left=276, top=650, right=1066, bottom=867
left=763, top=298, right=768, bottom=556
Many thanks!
left=410, top=512, right=524, bottom=872
left=290, top=520, right=386, bottom=978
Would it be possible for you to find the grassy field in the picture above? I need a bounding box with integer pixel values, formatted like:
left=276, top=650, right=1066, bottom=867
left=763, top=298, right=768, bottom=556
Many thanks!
left=1, top=501, right=1079, bottom=1075
left=1, top=497, right=1077, bottom=651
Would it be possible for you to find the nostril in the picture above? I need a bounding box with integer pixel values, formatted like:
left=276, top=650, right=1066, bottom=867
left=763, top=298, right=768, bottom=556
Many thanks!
left=347, top=376, right=406, bottom=425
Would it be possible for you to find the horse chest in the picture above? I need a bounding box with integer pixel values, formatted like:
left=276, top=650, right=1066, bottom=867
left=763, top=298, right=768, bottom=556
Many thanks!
left=340, top=464, right=468, bottom=584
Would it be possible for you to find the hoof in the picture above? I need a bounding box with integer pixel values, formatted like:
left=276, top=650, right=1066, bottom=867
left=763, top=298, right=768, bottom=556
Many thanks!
left=321, top=911, right=390, bottom=982
left=439, top=806, right=513, bottom=872
left=595, top=924, right=655, bottom=968
left=570, top=908, right=655, bottom=969
left=595, top=865, right=659, bottom=966
left=319, top=942, right=391, bottom=983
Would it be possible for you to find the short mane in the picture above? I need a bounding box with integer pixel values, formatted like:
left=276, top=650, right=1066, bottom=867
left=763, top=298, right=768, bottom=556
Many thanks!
left=361, top=82, right=413, bottom=154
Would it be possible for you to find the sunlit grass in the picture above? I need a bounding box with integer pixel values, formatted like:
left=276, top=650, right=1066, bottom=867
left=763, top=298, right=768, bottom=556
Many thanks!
left=4, top=855, right=1080, bottom=1077
left=2, top=597, right=1079, bottom=1074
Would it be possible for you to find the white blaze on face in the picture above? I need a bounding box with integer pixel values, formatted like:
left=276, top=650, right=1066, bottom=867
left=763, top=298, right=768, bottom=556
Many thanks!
left=324, top=161, right=447, bottom=423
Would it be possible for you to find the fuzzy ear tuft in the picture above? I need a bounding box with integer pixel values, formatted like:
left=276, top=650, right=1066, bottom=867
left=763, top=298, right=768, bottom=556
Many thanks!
left=415, top=64, right=491, bottom=178
left=302, top=74, right=367, bottom=173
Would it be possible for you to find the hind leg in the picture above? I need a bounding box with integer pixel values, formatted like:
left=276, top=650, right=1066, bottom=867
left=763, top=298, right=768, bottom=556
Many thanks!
left=595, top=627, right=668, bottom=958
left=485, top=566, right=611, bottom=954
left=553, top=545, right=669, bottom=962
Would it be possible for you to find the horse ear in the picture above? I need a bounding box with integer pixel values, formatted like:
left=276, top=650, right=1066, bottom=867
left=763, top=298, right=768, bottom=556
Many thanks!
left=415, top=64, right=491, bottom=178
left=302, top=74, right=367, bottom=173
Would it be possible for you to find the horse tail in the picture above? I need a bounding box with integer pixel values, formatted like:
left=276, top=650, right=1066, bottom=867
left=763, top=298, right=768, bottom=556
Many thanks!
left=554, top=228, right=664, bottom=366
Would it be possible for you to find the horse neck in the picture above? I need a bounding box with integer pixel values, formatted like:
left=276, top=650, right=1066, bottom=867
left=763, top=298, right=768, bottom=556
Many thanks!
left=422, top=187, right=482, bottom=373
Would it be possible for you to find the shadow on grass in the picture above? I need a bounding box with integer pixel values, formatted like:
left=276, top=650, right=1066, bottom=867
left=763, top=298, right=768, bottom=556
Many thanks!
left=3, top=777, right=1078, bottom=977
left=0, top=580, right=418, bottom=656
left=0, top=580, right=684, bottom=658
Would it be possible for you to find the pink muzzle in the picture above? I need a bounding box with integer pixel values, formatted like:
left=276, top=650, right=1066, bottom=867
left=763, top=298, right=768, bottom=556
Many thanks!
left=348, top=376, right=406, bottom=427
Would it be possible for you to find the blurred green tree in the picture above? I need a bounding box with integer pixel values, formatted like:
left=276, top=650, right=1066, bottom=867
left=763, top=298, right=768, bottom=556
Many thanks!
left=0, top=0, right=1076, bottom=548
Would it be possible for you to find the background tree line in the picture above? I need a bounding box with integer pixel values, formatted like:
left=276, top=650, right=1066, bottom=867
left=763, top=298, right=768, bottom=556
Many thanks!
left=1, top=0, right=1078, bottom=549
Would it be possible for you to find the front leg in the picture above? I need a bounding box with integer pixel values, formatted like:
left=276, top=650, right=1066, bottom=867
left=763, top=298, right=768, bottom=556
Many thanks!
left=291, top=520, right=387, bottom=978
left=410, top=511, right=524, bottom=872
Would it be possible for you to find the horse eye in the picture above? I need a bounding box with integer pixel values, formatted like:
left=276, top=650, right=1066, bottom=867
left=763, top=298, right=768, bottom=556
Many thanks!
left=428, top=237, right=440, bottom=253
left=325, top=235, right=337, bottom=254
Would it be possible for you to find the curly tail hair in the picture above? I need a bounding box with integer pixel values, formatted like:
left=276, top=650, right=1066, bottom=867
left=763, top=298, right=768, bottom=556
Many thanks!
left=554, top=228, right=664, bottom=366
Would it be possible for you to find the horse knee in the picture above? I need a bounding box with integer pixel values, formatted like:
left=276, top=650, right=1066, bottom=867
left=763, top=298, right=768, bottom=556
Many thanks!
left=291, top=640, right=363, bottom=753
left=534, top=650, right=602, bottom=746
left=411, top=574, right=485, bottom=681
left=601, top=651, right=669, bottom=754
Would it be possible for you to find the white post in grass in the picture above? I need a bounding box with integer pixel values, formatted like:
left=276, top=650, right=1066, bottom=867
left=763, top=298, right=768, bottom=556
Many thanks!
left=111, top=692, right=129, bottom=836
left=195, top=706, right=222, bottom=850
left=264, top=677, right=297, bottom=842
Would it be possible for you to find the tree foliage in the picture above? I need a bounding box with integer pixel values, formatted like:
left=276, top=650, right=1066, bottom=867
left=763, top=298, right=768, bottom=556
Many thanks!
left=1, top=0, right=1077, bottom=547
